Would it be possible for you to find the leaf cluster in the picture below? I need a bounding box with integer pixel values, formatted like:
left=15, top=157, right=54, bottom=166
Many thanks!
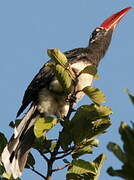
left=107, top=90, right=134, bottom=180
left=107, top=122, right=134, bottom=180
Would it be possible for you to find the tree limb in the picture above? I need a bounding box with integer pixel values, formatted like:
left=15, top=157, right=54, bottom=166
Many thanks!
left=52, top=164, right=70, bottom=172
left=29, top=167, right=46, bottom=179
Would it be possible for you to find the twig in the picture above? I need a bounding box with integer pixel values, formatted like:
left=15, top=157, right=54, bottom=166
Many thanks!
left=52, top=139, right=61, bottom=155
left=66, top=85, right=80, bottom=120
left=66, top=102, right=74, bottom=120
left=57, top=150, right=65, bottom=154
left=30, top=167, right=46, bottom=179
left=38, top=150, right=49, bottom=162
left=56, top=150, right=73, bottom=160
left=52, top=164, right=70, bottom=172
left=46, top=139, right=61, bottom=179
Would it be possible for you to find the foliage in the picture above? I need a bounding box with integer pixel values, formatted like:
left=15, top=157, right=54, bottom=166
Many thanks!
left=34, top=117, right=59, bottom=138
left=126, top=88, right=134, bottom=106
left=83, top=86, right=106, bottom=105
left=67, top=154, right=106, bottom=180
left=107, top=90, right=134, bottom=180
left=0, top=49, right=112, bottom=180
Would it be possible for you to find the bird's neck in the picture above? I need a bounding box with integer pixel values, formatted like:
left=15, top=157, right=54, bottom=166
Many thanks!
left=87, top=29, right=113, bottom=66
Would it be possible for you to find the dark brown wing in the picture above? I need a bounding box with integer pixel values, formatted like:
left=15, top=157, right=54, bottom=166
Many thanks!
left=17, top=64, right=54, bottom=117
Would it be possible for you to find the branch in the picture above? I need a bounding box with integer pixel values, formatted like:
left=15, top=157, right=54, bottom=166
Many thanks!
left=65, top=86, right=80, bottom=120
left=56, top=150, right=73, bottom=160
left=38, top=150, right=49, bottom=162
left=52, top=164, right=70, bottom=172
left=46, top=139, right=61, bottom=179
left=29, top=167, right=46, bottom=179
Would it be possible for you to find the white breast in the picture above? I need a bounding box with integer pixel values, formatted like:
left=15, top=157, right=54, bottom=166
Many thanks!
left=37, top=88, right=69, bottom=117
left=70, top=61, right=94, bottom=101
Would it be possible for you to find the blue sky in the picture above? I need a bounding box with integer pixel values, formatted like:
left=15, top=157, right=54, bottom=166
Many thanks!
left=0, top=1, right=133, bottom=179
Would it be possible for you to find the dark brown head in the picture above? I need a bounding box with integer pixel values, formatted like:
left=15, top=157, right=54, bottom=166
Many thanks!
left=88, top=7, right=132, bottom=66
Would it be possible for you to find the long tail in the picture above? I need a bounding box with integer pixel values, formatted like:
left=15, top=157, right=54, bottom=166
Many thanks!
left=1, top=105, right=38, bottom=178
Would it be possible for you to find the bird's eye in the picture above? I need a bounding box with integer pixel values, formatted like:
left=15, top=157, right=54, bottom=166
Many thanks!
left=89, top=28, right=102, bottom=43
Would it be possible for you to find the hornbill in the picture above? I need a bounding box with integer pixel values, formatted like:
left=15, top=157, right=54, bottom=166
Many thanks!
left=1, top=7, right=131, bottom=178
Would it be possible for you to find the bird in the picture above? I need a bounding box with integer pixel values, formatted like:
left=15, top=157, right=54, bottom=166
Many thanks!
left=0, top=7, right=131, bottom=178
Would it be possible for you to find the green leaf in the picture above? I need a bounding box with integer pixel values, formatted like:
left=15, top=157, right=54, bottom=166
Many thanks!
left=107, top=122, right=134, bottom=179
left=46, top=49, right=73, bottom=94
left=89, top=139, right=99, bottom=147
left=72, top=139, right=100, bottom=159
left=80, top=65, right=97, bottom=76
left=83, top=86, right=106, bottom=105
left=34, top=117, right=59, bottom=138
left=33, top=138, right=56, bottom=153
left=125, top=88, right=134, bottom=105
left=0, top=132, right=7, bottom=155
left=107, top=167, right=126, bottom=179
left=67, top=159, right=96, bottom=180
left=46, top=61, right=73, bottom=94
left=107, top=142, right=126, bottom=163
left=119, top=122, right=134, bottom=170
left=119, top=122, right=134, bottom=155
left=67, top=155, right=106, bottom=180
left=70, top=104, right=111, bottom=144
left=49, top=141, right=57, bottom=152
left=59, top=121, right=72, bottom=151
left=60, top=130, right=72, bottom=151
left=47, top=48, right=68, bottom=66
left=96, top=105, right=112, bottom=117
left=54, top=64, right=72, bottom=93
left=90, top=154, right=106, bottom=180
left=25, top=152, right=35, bottom=169
left=72, top=143, right=93, bottom=159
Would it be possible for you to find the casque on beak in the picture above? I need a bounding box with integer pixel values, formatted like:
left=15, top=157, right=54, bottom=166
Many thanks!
left=100, top=7, right=132, bottom=30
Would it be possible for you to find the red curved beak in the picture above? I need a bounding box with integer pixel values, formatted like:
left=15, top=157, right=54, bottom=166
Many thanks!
left=100, top=7, right=132, bottom=30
